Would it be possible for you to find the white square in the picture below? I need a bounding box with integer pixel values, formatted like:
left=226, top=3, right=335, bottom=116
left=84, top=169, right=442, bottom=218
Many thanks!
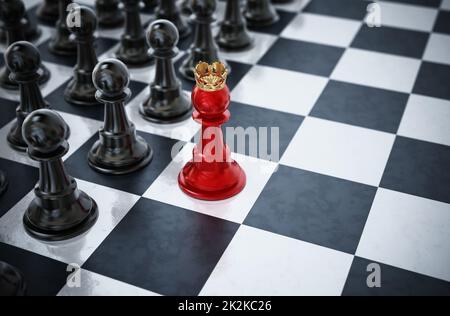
left=281, top=117, right=395, bottom=186
left=144, top=143, right=278, bottom=224
left=0, top=111, right=101, bottom=167
left=357, top=188, right=450, bottom=282
left=442, top=0, right=450, bottom=10
left=281, top=13, right=361, bottom=47
left=232, top=65, right=328, bottom=115
left=58, top=269, right=160, bottom=296
left=126, top=88, right=200, bottom=142
left=377, top=1, right=438, bottom=32
left=0, top=179, right=140, bottom=266
left=331, top=48, right=421, bottom=93
left=398, top=94, right=450, bottom=146
left=219, top=32, right=278, bottom=64
left=274, top=0, right=311, bottom=12
left=200, top=225, right=354, bottom=296
left=423, top=33, right=450, bottom=65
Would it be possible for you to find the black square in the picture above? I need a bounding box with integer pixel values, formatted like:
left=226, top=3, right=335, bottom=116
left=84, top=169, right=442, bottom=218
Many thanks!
left=351, top=25, right=429, bottom=59
left=342, top=257, right=450, bottom=296
left=244, top=165, right=377, bottom=254
left=45, top=80, right=147, bottom=121
left=247, top=10, right=297, bottom=35
left=434, top=10, right=450, bottom=34
left=413, top=61, right=450, bottom=100
left=304, top=0, right=368, bottom=20
left=0, top=158, right=39, bottom=218
left=0, top=98, right=18, bottom=129
left=259, top=38, right=344, bottom=77
left=380, top=136, right=450, bottom=204
left=0, top=243, right=68, bottom=296
left=38, top=37, right=119, bottom=68
left=83, top=198, right=239, bottom=296
left=65, top=132, right=182, bottom=196
left=310, top=80, right=409, bottom=133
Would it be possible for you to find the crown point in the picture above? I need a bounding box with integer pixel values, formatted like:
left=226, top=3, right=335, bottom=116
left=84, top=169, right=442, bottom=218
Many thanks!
left=194, top=61, right=228, bottom=92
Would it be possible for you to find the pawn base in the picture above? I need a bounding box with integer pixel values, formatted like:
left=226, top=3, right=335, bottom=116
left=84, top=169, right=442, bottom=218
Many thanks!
left=140, top=90, right=192, bottom=124
left=245, top=14, right=279, bottom=27
left=0, top=261, right=26, bottom=296
left=178, top=160, right=246, bottom=201
left=23, top=190, right=98, bottom=242
left=64, top=79, right=101, bottom=106
left=0, top=171, right=7, bottom=196
left=0, top=65, right=50, bottom=90
left=88, top=136, right=153, bottom=175
left=115, top=38, right=154, bottom=68
left=48, top=38, right=77, bottom=56
left=216, top=26, right=253, bottom=51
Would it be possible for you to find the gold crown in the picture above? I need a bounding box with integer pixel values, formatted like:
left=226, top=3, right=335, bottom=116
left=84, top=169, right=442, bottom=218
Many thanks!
left=194, top=61, right=228, bottom=91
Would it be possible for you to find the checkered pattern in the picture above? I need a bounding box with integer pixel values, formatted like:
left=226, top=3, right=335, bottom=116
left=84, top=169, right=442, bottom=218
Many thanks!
left=0, top=0, right=449, bottom=296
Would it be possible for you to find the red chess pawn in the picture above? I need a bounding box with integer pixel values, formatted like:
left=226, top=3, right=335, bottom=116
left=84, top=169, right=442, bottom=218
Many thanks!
left=178, top=62, right=246, bottom=201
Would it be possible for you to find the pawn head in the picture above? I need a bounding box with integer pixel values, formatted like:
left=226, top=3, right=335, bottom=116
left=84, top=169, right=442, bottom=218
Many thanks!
left=0, top=0, right=25, bottom=25
left=92, top=58, right=130, bottom=98
left=5, top=41, right=41, bottom=77
left=22, top=109, right=68, bottom=154
left=67, top=5, right=97, bottom=37
left=192, top=0, right=216, bottom=16
left=147, top=19, right=179, bottom=51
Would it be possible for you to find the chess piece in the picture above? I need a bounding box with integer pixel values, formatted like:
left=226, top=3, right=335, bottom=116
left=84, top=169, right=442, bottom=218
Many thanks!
left=244, top=0, right=278, bottom=27
left=65, top=5, right=101, bottom=106
left=0, top=0, right=50, bottom=90
left=155, top=0, right=190, bottom=39
left=180, top=0, right=228, bottom=81
left=5, top=41, right=70, bottom=152
left=48, top=0, right=77, bottom=56
left=216, top=0, right=253, bottom=50
left=22, top=109, right=98, bottom=241
left=88, top=59, right=153, bottom=174
left=0, top=170, right=7, bottom=196
left=116, top=0, right=153, bottom=67
left=0, top=261, right=26, bottom=296
left=0, top=3, right=42, bottom=43
left=36, top=0, right=59, bottom=25
left=140, top=20, right=192, bottom=123
left=271, top=0, right=293, bottom=3
left=142, top=0, right=159, bottom=12
left=179, top=0, right=192, bottom=15
left=96, top=0, right=124, bottom=29
left=178, top=62, right=245, bottom=200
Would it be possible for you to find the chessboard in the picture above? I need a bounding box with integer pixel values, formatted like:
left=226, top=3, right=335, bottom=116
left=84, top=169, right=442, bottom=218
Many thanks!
left=0, top=0, right=449, bottom=296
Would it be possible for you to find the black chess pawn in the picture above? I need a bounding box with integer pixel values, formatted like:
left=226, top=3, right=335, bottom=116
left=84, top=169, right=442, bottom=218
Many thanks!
left=244, top=0, right=279, bottom=27
left=5, top=41, right=70, bottom=151
left=180, top=0, right=228, bottom=81
left=0, top=0, right=50, bottom=90
left=65, top=5, right=101, bottom=106
left=155, top=0, right=190, bottom=39
left=96, top=0, right=124, bottom=29
left=140, top=20, right=192, bottom=123
left=0, top=169, right=7, bottom=196
left=48, top=0, right=77, bottom=56
left=216, top=0, right=252, bottom=50
left=142, top=0, right=159, bottom=13
left=0, top=261, right=26, bottom=296
left=22, top=109, right=98, bottom=241
left=272, top=0, right=293, bottom=3
left=88, top=59, right=153, bottom=174
left=116, top=0, right=153, bottom=67
left=0, top=3, right=41, bottom=43
left=179, top=0, right=192, bottom=16
left=36, top=0, right=59, bottom=25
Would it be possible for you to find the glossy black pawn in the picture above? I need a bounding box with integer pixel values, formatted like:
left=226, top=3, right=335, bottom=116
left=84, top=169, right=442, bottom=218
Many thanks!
left=4, top=41, right=56, bottom=151
left=155, top=0, right=190, bottom=39
left=22, top=110, right=98, bottom=241
left=96, top=0, right=124, bottom=29
left=141, top=20, right=192, bottom=123
left=245, top=0, right=279, bottom=27
left=36, top=0, right=59, bottom=25
left=180, top=0, right=228, bottom=81
left=0, top=0, right=50, bottom=90
left=142, top=0, right=159, bottom=12
left=179, top=0, right=192, bottom=15
left=0, top=261, right=26, bottom=296
left=116, top=0, right=152, bottom=67
left=0, top=170, right=7, bottom=196
left=0, top=7, right=41, bottom=43
left=65, top=6, right=101, bottom=106
left=89, top=59, right=153, bottom=174
left=216, top=0, right=252, bottom=50
left=49, top=0, right=77, bottom=56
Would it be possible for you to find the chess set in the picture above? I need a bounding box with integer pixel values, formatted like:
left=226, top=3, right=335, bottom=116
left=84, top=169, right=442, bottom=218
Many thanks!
left=0, top=0, right=449, bottom=297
